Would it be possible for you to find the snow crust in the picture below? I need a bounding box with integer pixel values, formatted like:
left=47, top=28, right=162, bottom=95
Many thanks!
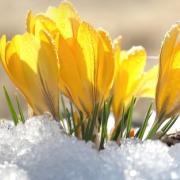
left=0, top=114, right=180, bottom=180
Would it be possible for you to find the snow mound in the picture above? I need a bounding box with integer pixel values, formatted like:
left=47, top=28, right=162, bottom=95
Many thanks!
left=0, top=114, right=180, bottom=180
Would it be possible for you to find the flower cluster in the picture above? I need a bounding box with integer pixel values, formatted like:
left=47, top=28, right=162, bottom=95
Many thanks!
left=0, top=1, right=180, bottom=148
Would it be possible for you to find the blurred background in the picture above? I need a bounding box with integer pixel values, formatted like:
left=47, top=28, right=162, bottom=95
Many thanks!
left=0, top=0, right=179, bottom=120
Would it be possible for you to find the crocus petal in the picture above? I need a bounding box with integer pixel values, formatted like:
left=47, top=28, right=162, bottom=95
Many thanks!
left=27, top=11, right=58, bottom=37
left=57, top=33, right=93, bottom=114
left=46, top=1, right=80, bottom=39
left=76, top=22, right=115, bottom=113
left=96, top=30, right=115, bottom=103
left=77, top=22, right=98, bottom=87
left=156, top=24, right=180, bottom=119
left=112, top=46, right=146, bottom=120
left=0, top=35, right=6, bottom=62
left=0, top=32, right=59, bottom=119
left=136, top=65, right=159, bottom=98
left=113, top=36, right=122, bottom=75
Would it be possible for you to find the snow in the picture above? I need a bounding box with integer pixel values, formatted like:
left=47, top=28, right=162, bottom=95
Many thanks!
left=0, top=114, right=180, bottom=180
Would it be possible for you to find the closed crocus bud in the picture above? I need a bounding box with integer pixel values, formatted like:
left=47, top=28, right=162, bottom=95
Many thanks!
left=0, top=31, right=60, bottom=120
left=156, top=24, right=180, bottom=120
left=112, top=39, right=158, bottom=125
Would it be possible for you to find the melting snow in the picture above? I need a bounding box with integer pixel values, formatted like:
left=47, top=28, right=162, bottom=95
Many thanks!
left=0, top=114, right=180, bottom=180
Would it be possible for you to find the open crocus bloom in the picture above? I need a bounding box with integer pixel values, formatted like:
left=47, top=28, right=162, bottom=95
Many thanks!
left=112, top=38, right=158, bottom=124
left=0, top=31, right=60, bottom=120
left=26, top=2, right=115, bottom=116
left=156, top=24, right=180, bottom=120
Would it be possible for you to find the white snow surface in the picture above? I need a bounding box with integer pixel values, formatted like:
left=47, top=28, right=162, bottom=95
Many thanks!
left=0, top=114, right=180, bottom=180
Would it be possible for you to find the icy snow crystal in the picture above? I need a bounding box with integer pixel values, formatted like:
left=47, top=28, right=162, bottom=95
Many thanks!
left=0, top=114, right=180, bottom=180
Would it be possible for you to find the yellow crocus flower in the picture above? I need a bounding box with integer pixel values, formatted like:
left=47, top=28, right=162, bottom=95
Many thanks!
left=156, top=24, right=180, bottom=120
left=57, top=23, right=115, bottom=115
left=0, top=31, right=60, bottom=120
left=26, top=1, right=115, bottom=115
left=112, top=39, right=158, bottom=123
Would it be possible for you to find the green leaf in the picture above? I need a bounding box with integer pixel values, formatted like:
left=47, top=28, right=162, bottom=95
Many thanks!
left=78, top=111, right=85, bottom=139
left=61, top=96, right=72, bottom=134
left=59, top=97, right=66, bottom=130
left=99, top=99, right=112, bottom=149
left=110, top=107, right=126, bottom=141
left=110, top=97, right=136, bottom=141
left=119, top=108, right=126, bottom=138
left=15, top=95, right=25, bottom=123
left=125, top=97, right=136, bottom=138
left=159, top=115, right=178, bottom=138
left=70, top=102, right=80, bottom=136
left=136, top=103, right=152, bottom=140
left=146, top=119, right=163, bottom=139
left=3, top=86, right=19, bottom=125
left=85, top=104, right=99, bottom=142
left=66, top=108, right=72, bottom=134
